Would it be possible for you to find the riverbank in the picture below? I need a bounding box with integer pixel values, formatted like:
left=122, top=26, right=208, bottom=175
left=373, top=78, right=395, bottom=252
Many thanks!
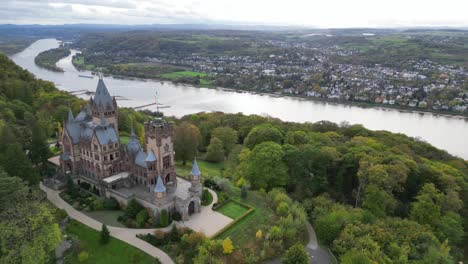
left=67, top=51, right=468, bottom=120
left=70, top=57, right=468, bottom=119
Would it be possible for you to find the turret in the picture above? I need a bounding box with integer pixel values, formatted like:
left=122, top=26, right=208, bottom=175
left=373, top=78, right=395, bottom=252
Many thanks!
left=90, top=77, right=118, bottom=131
left=189, top=159, right=202, bottom=196
left=126, top=125, right=141, bottom=156
left=67, top=108, right=74, bottom=123
left=153, top=175, right=166, bottom=200
left=145, top=149, right=157, bottom=185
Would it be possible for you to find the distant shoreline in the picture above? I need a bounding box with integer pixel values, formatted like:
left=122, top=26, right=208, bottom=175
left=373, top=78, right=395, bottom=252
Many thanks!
left=65, top=50, right=468, bottom=120
left=100, top=71, right=468, bottom=119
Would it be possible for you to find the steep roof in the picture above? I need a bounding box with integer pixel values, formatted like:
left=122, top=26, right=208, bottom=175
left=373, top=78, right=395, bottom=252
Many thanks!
left=154, top=175, right=166, bottom=193
left=94, top=78, right=114, bottom=110
left=126, top=125, right=141, bottom=155
left=95, top=126, right=118, bottom=145
left=191, top=159, right=201, bottom=176
left=135, top=150, right=148, bottom=168
left=67, top=108, right=74, bottom=123
left=145, top=149, right=157, bottom=162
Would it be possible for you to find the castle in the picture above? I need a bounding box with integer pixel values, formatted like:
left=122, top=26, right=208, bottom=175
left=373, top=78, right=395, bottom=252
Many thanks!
left=59, top=77, right=202, bottom=220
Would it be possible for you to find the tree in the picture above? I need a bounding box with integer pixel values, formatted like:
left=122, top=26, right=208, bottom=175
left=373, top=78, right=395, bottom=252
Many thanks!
left=410, top=183, right=443, bottom=228
left=135, top=209, right=149, bottom=228
left=256, top=229, right=263, bottom=239
left=30, top=121, right=50, bottom=166
left=285, top=130, right=308, bottom=145
left=205, top=137, right=224, bottom=162
left=174, top=122, right=201, bottom=165
left=281, top=243, right=309, bottom=264
left=0, top=172, right=61, bottom=264
left=159, top=209, right=169, bottom=227
left=100, top=224, right=110, bottom=244
left=212, top=126, right=238, bottom=155
left=246, top=141, right=287, bottom=190
left=362, top=185, right=396, bottom=217
left=241, top=185, right=248, bottom=199
left=1, top=142, right=38, bottom=184
left=222, top=237, right=234, bottom=254
left=244, top=123, right=283, bottom=149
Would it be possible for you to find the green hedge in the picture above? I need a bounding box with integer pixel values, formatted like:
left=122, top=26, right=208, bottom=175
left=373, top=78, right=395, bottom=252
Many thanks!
left=212, top=199, right=255, bottom=239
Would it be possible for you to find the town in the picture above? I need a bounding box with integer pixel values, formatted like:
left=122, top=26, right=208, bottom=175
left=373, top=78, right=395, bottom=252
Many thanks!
left=72, top=30, right=468, bottom=114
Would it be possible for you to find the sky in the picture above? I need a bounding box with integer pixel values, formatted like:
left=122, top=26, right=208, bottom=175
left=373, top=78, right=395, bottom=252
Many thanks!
left=1, top=0, right=468, bottom=28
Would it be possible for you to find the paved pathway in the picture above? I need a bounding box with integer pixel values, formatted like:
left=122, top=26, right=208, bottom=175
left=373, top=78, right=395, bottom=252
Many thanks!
left=178, top=188, right=232, bottom=237
left=41, top=183, right=232, bottom=264
left=41, top=182, right=175, bottom=264
left=268, top=221, right=332, bottom=264
left=305, top=221, right=332, bottom=264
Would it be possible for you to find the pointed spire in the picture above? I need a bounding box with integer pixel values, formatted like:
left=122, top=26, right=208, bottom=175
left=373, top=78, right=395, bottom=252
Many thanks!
left=86, top=100, right=92, bottom=116
left=154, top=175, right=166, bottom=193
left=130, top=122, right=136, bottom=139
left=67, top=108, right=74, bottom=123
left=191, top=159, right=201, bottom=176
left=145, top=149, right=157, bottom=162
left=100, top=112, right=106, bottom=126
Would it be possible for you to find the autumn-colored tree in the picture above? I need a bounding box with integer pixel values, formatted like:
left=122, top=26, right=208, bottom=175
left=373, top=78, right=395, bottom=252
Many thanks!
left=222, top=237, right=234, bottom=254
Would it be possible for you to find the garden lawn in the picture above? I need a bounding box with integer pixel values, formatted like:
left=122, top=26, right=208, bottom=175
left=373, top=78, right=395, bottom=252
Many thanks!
left=160, top=71, right=207, bottom=79
left=214, top=188, right=276, bottom=243
left=176, top=160, right=224, bottom=179
left=217, top=201, right=248, bottom=219
left=64, top=220, right=159, bottom=264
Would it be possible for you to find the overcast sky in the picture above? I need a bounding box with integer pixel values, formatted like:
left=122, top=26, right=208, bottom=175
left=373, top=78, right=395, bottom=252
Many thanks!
left=1, top=0, right=468, bottom=28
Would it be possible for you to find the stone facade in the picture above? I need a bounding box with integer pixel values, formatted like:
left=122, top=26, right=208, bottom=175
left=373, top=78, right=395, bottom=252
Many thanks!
left=59, top=78, right=202, bottom=220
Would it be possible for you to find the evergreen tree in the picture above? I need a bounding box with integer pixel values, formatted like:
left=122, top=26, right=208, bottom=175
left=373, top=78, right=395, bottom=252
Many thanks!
left=100, top=224, right=110, bottom=244
left=30, top=122, right=50, bottom=166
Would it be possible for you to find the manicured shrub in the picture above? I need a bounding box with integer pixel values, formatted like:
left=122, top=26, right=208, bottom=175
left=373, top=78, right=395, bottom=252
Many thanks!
left=125, top=199, right=144, bottom=218
left=201, top=189, right=213, bottom=206
left=159, top=209, right=169, bottom=227
left=78, top=251, right=89, bottom=262
left=136, top=209, right=149, bottom=228
left=171, top=211, right=182, bottom=221
left=104, top=197, right=120, bottom=210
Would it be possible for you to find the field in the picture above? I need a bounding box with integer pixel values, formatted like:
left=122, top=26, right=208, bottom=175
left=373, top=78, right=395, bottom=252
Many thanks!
left=63, top=220, right=159, bottom=264
left=160, top=71, right=207, bottom=79
left=175, top=159, right=224, bottom=179
left=216, top=200, right=249, bottom=219
left=119, top=136, right=130, bottom=145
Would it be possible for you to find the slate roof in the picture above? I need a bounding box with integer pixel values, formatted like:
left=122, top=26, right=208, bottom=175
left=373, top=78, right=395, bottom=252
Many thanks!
left=94, top=78, right=114, bottom=110
left=145, top=149, right=157, bottom=162
left=154, top=175, right=166, bottom=193
left=191, top=159, right=201, bottom=176
left=95, top=126, right=118, bottom=145
left=126, top=125, right=141, bottom=155
left=135, top=150, right=148, bottom=168
left=67, top=109, right=74, bottom=123
left=74, top=109, right=88, bottom=122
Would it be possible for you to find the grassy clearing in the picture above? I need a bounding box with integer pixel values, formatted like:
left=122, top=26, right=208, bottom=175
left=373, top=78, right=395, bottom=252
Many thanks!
left=214, top=188, right=276, bottom=245
left=160, top=71, right=207, bottom=79
left=175, top=160, right=224, bottom=179
left=64, top=220, right=159, bottom=264
left=217, top=200, right=249, bottom=219
left=120, top=136, right=130, bottom=145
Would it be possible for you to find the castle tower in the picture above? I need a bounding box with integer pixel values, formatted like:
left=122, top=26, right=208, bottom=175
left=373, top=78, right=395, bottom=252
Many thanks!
left=89, top=77, right=118, bottom=131
left=145, top=149, right=157, bottom=186
left=189, top=159, right=202, bottom=196
left=153, top=175, right=166, bottom=200
left=144, top=118, right=176, bottom=185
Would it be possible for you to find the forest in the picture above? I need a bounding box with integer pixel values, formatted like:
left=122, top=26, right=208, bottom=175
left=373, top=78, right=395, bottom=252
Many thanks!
left=0, top=53, right=82, bottom=263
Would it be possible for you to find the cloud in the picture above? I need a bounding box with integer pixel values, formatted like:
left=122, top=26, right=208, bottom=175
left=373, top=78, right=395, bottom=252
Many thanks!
left=0, top=0, right=467, bottom=28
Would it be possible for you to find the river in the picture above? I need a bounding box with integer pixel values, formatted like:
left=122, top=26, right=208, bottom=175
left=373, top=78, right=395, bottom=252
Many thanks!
left=9, top=39, right=468, bottom=159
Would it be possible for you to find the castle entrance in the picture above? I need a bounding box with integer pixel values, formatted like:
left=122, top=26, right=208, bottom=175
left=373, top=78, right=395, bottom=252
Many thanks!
left=188, top=201, right=195, bottom=215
